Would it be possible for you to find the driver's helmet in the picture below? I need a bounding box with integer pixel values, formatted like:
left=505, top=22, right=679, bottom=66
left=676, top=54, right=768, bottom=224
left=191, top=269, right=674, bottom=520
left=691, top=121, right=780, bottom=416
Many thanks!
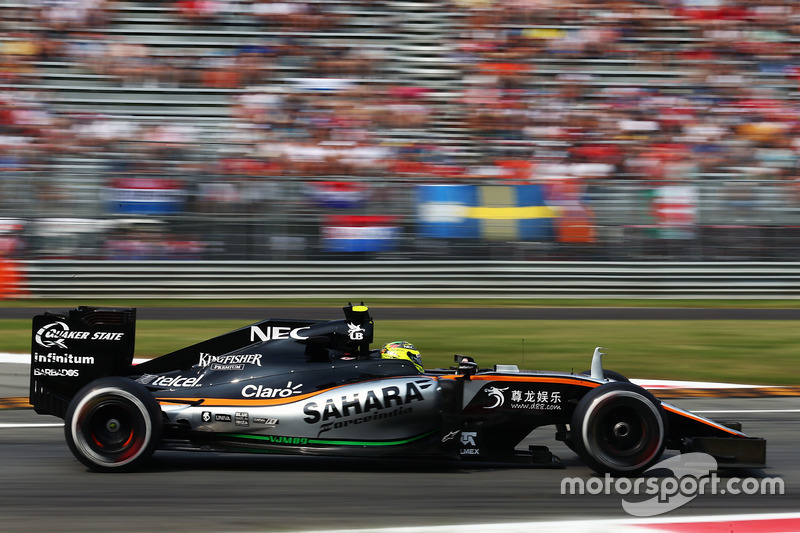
left=380, top=341, right=423, bottom=373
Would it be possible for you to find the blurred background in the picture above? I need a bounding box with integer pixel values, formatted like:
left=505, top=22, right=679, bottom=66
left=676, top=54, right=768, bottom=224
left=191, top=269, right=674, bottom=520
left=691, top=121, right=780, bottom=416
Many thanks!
left=2, top=0, right=800, bottom=264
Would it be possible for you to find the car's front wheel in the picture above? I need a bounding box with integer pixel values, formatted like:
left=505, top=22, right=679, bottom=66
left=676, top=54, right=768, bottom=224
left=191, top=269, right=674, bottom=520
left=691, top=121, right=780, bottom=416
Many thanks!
left=570, top=381, right=667, bottom=476
left=64, top=377, right=162, bottom=472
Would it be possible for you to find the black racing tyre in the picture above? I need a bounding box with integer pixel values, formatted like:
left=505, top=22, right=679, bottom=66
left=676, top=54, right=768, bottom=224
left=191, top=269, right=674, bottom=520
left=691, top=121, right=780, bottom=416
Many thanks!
left=561, top=369, right=631, bottom=454
left=570, top=381, right=667, bottom=476
left=64, top=377, right=162, bottom=472
left=580, top=369, right=630, bottom=382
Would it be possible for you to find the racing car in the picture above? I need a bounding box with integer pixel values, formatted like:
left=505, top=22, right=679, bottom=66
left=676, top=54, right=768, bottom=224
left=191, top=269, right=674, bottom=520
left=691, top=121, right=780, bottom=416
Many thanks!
left=29, top=304, right=766, bottom=474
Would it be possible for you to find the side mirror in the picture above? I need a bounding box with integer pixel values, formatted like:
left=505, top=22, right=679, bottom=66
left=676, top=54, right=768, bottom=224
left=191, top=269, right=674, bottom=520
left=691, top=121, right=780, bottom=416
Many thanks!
left=454, top=354, right=478, bottom=377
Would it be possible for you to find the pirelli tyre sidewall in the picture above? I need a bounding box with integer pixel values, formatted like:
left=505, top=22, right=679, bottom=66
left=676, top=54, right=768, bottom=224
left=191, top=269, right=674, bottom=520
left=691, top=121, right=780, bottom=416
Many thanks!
left=65, top=377, right=162, bottom=472
left=571, top=381, right=667, bottom=476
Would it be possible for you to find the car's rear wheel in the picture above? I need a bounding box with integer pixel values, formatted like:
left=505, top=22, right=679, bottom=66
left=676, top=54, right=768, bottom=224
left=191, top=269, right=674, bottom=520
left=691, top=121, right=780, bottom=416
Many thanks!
left=570, top=381, right=667, bottom=476
left=64, top=377, right=162, bottom=472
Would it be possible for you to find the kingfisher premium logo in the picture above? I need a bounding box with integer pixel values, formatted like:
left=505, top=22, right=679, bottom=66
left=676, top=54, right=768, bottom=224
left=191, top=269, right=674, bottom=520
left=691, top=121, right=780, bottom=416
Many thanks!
left=199, top=352, right=263, bottom=368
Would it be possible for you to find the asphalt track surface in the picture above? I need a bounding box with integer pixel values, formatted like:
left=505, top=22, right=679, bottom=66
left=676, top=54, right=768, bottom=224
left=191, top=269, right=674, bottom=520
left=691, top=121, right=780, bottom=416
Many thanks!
left=1, top=307, right=798, bottom=532
left=1, top=393, right=797, bottom=532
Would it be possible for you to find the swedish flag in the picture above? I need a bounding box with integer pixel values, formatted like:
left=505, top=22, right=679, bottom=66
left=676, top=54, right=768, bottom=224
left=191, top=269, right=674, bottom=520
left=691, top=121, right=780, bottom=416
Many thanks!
left=417, top=185, right=558, bottom=241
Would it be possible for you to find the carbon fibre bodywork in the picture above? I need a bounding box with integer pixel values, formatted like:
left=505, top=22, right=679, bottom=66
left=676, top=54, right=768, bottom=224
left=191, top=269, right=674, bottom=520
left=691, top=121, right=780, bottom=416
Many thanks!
left=29, top=304, right=766, bottom=473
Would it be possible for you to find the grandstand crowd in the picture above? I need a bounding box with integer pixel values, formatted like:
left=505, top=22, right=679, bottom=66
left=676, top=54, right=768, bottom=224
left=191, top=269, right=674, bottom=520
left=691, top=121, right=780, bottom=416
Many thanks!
left=2, top=0, right=800, bottom=260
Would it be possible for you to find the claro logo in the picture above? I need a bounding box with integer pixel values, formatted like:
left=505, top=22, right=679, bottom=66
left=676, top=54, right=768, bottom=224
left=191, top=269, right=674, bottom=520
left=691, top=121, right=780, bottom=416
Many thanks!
left=242, top=382, right=303, bottom=398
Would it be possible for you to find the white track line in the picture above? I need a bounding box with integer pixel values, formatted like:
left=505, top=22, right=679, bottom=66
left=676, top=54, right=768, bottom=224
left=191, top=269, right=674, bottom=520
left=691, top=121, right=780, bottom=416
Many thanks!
left=694, top=409, right=800, bottom=414
left=0, top=423, right=63, bottom=428
left=283, top=512, right=800, bottom=533
left=630, top=378, right=764, bottom=389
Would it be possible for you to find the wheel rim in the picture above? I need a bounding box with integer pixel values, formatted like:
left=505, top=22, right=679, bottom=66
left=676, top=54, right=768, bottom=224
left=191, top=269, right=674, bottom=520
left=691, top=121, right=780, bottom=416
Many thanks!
left=85, top=402, right=139, bottom=457
left=71, top=388, right=151, bottom=467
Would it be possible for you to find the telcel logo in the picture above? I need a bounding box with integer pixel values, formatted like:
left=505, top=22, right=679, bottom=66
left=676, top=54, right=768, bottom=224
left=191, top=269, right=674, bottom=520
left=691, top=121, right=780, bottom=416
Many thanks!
left=151, top=375, right=202, bottom=388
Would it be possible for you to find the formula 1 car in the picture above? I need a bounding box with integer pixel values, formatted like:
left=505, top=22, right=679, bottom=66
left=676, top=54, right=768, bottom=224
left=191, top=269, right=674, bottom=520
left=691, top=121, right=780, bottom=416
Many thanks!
left=29, top=304, right=766, bottom=474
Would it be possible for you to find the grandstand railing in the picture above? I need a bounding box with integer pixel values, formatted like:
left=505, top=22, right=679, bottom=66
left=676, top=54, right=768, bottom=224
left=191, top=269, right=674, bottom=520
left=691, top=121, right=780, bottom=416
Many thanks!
left=15, top=260, right=800, bottom=299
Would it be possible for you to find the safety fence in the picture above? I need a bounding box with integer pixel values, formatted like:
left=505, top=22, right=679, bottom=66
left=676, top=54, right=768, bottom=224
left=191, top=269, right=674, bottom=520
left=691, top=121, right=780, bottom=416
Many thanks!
left=5, top=261, right=800, bottom=300
left=2, top=178, right=800, bottom=263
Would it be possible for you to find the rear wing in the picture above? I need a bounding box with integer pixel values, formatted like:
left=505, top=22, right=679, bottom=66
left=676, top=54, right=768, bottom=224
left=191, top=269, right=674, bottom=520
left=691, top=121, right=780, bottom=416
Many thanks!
left=30, top=307, right=137, bottom=418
